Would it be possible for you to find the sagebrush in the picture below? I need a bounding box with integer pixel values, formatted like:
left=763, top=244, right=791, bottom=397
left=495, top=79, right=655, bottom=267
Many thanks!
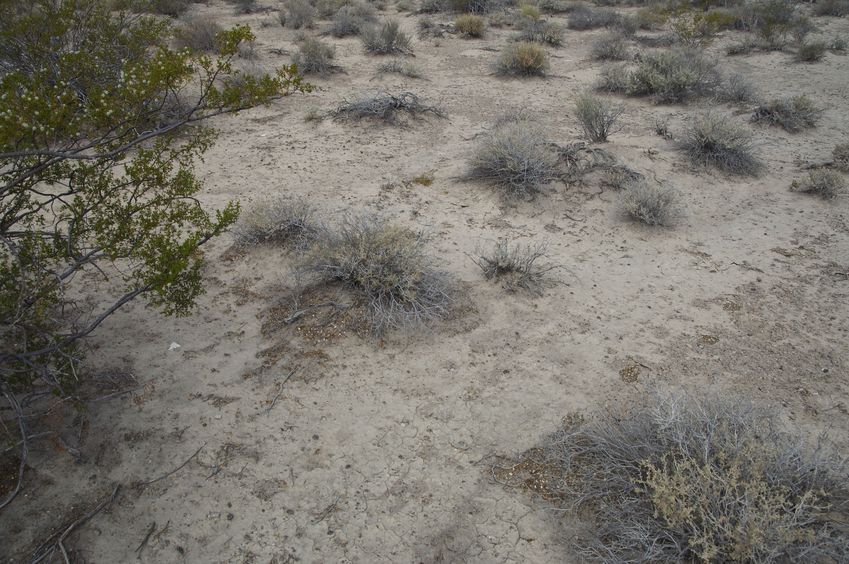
left=679, top=113, right=762, bottom=175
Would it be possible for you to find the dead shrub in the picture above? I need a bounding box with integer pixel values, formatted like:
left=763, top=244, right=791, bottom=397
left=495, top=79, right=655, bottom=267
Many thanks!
left=499, top=390, right=849, bottom=562
left=467, top=118, right=557, bottom=198
left=516, top=19, right=564, bottom=46
left=331, top=91, right=444, bottom=124
left=362, top=19, right=413, bottom=54
left=619, top=182, right=682, bottom=226
left=328, top=3, right=377, bottom=37
left=232, top=198, right=319, bottom=249
left=590, top=33, right=629, bottom=60
left=174, top=16, right=222, bottom=52
left=300, top=215, right=452, bottom=334
left=280, top=0, right=316, bottom=29
left=790, top=170, right=845, bottom=199
left=293, top=38, right=337, bottom=74
left=495, top=42, right=549, bottom=76
left=455, top=14, right=486, bottom=37
left=751, top=95, right=822, bottom=132
left=472, top=240, right=557, bottom=294
left=574, top=92, right=624, bottom=143
left=679, top=113, right=762, bottom=176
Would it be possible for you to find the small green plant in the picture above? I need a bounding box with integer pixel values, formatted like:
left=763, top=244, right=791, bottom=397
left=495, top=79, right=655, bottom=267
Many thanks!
left=455, top=14, right=486, bottom=37
left=293, top=37, right=337, bottom=74
left=679, top=113, right=762, bottom=175
left=790, top=170, right=845, bottom=199
left=751, top=95, right=822, bottom=132
left=574, top=92, right=624, bottom=143
left=412, top=172, right=435, bottom=186
left=619, top=182, right=682, bottom=226
left=362, top=19, right=413, bottom=54
left=472, top=240, right=556, bottom=294
left=495, top=42, right=549, bottom=76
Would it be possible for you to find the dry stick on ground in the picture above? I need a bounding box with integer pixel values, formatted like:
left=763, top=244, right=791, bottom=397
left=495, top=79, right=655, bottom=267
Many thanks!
left=266, top=368, right=298, bottom=415
left=135, top=521, right=157, bottom=558
left=283, top=302, right=350, bottom=324
left=30, top=484, right=121, bottom=564
left=136, top=444, right=206, bottom=488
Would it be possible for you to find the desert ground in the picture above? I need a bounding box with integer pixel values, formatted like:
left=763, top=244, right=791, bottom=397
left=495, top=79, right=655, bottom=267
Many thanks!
left=3, top=0, right=849, bottom=562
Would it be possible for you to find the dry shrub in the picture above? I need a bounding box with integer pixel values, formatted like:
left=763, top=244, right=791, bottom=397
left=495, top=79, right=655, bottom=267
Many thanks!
left=301, top=215, right=452, bottom=334
left=467, top=118, right=557, bottom=198
left=455, top=14, right=486, bottom=37
left=376, top=59, right=423, bottom=77
left=328, top=3, right=377, bottom=37
left=813, top=0, right=849, bottom=16
left=496, top=42, right=549, bottom=76
left=227, top=0, right=258, bottom=14
left=590, top=33, right=628, bottom=61
left=516, top=20, right=564, bottom=46
left=626, top=48, right=720, bottom=103
left=232, top=198, right=319, bottom=249
left=331, top=91, right=444, bottom=124
left=362, top=19, right=413, bottom=54
left=790, top=170, right=845, bottom=199
left=568, top=5, right=620, bottom=30
left=131, top=0, right=190, bottom=16
left=174, top=16, right=222, bottom=52
left=595, top=63, right=630, bottom=93
left=715, top=73, right=757, bottom=103
left=574, top=92, right=624, bottom=143
left=751, top=95, right=822, bottom=133
left=796, top=40, right=828, bottom=62
left=501, top=390, right=849, bottom=562
left=472, top=240, right=556, bottom=294
left=679, top=113, right=762, bottom=176
left=834, top=143, right=849, bottom=172
left=280, top=0, right=316, bottom=29
left=619, top=182, right=682, bottom=226
left=293, top=37, right=337, bottom=74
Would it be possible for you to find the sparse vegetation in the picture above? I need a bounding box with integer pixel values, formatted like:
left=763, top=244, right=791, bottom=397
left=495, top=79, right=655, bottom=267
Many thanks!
left=626, top=49, right=720, bottom=103
left=501, top=391, right=849, bottom=562
left=301, top=215, right=452, bottom=334
left=331, top=92, right=444, bottom=123
left=232, top=198, right=320, bottom=248
left=362, top=19, right=413, bottom=55
left=813, top=0, right=849, bottom=16
left=227, top=0, right=258, bottom=14
left=467, top=118, right=557, bottom=198
left=472, top=240, right=556, bottom=294
left=679, top=113, right=762, bottom=175
left=455, top=14, right=486, bottom=37
left=590, top=33, right=629, bottom=61
left=716, top=73, right=757, bottom=103
left=751, top=95, right=822, bottom=132
left=596, top=63, right=630, bottom=93
left=293, top=37, right=337, bottom=74
left=495, top=42, right=549, bottom=76
left=516, top=20, right=564, bottom=47
left=574, top=92, right=624, bottom=143
left=619, top=182, right=682, bottom=226
left=376, top=59, right=423, bottom=77
left=174, top=16, right=223, bottom=52
left=790, top=170, right=845, bottom=199
left=280, top=0, right=316, bottom=29
left=834, top=143, right=849, bottom=172
left=328, top=3, right=377, bottom=37
left=797, top=40, right=828, bottom=62
left=568, top=5, right=620, bottom=30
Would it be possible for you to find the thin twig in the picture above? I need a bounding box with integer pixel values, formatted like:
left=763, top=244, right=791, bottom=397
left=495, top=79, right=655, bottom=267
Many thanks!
left=136, top=444, right=205, bottom=487
left=265, top=369, right=297, bottom=415
left=135, top=521, right=156, bottom=558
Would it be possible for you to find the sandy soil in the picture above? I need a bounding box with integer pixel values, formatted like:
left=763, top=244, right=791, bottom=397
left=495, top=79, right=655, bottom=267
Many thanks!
left=3, top=1, right=849, bottom=562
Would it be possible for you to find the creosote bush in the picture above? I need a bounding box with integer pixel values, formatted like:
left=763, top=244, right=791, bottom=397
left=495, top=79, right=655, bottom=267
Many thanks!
left=232, top=198, right=319, bottom=248
left=751, top=95, right=822, bottom=132
left=301, top=215, right=452, bottom=334
left=619, top=182, right=682, bottom=226
left=472, top=240, right=556, bottom=294
left=679, top=113, right=762, bottom=175
left=790, top=170, right=845, bottom=199
left=362, top=19, right=413, bottom=54
left=293, top=37, right=337, bottom=74
left=504, top=390, right=849, bottom=562
left=590, top=33, right=628, bottom=61
left=467, top=118, right=557, bottom=198
left=174, top=15, right=223, bottom=52
left=331, top=91, right=444, bottom=123
left=455, top=14, right=486, bottom=37
left=574, top=92, right=624, bottom=143
left=496, top=42, right=549, bottom=76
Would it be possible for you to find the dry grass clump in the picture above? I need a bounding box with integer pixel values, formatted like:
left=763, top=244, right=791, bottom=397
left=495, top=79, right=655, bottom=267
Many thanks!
left=574, top=92, right=624, bottom=143
left=331, top=92, right=444, bottom=124
left=293, top=37, right=337, bottom=74
left=328, top=3, right=377, bottom=37
left=619, top=182, right=682, bottom=226
left=590, top=33, right=629, bottom=61
left=376, top=59, right=423, bottom=78
left=679, top=113, right=762, bottom=176
left=796, top=40, right=828, bottom=62
left=467, top=118, right=557, bottom=198
left=751, top=95, right=822, bottom=132
left=627, top=48, right=719, bottom=103
left=834, top=143, right=849, bottom=172
left=455, top=14, right=486, bottom=37
left=516, top=20, right=564, bottom=47
left=506, top=391, right=849, bottom=562
left=715, top=73, right=757, bottom=103
left=596, top=63, right=630, bottom=93
left=300, top=215, right=452, bottom=334
left=495, top=42, right=549, bottom=76
left=362, top=19, right=413, bottom=54
left=568, top=5, right=620, bottom=30
left=174, top=16, right=222, bottom=52
left=232, top=198, right=319, bottom=249
left=472, top=240, right=556, bottom=294
left=280, top=0, right=316, bottom=29
left=790, top=170, right=845, bottom=199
